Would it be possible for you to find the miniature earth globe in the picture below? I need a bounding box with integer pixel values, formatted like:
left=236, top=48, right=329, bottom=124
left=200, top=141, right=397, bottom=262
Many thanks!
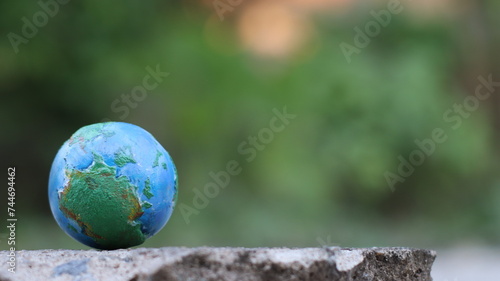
left=48, top=122, right=177, bottom=250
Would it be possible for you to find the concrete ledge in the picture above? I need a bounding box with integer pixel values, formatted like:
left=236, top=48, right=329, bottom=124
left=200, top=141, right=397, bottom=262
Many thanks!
left=0, top=247, right=436, bottom=281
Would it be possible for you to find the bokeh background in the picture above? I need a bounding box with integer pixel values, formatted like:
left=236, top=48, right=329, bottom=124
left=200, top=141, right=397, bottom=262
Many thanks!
left=1, top=0, right=499, bottom=276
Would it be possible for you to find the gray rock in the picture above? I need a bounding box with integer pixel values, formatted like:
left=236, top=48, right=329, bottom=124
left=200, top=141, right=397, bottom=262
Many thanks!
left=0, top=247, right=435, bottom=281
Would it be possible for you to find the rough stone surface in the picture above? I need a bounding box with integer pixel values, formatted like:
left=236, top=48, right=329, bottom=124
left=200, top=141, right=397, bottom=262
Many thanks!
left=0, top=247, right=436, bottom=281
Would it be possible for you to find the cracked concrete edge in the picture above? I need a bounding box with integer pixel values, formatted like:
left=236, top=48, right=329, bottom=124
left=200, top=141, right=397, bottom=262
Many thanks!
left=0, top=247, right=436, bottom=281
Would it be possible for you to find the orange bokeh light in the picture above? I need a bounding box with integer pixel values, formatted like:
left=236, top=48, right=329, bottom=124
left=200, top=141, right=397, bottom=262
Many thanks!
left=237, top=1, right=313, bottom=59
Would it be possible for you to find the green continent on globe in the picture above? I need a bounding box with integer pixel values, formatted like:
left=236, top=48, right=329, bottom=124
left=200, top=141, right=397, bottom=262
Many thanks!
left=143, top=178, right=154, bottom=199
left=114, top=146, right=136, bottom=167
left=59, top=153, right=145, bottom=249
left=68, top=123, right=115, bottom=147
left=152, top=150, right=162, bottom=167
left=172, top=164, right=178, bottom=204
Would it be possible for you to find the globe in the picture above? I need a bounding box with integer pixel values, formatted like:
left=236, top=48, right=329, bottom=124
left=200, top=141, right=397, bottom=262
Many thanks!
left=48, top=122, right=177, bottom=250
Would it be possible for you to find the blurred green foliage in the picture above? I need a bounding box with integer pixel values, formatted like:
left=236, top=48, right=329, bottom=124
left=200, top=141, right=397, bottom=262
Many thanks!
left=1, top=0, right=500, bottom=250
